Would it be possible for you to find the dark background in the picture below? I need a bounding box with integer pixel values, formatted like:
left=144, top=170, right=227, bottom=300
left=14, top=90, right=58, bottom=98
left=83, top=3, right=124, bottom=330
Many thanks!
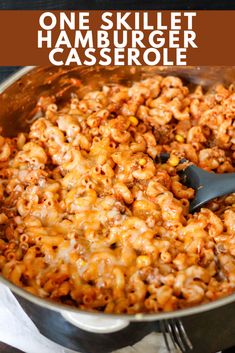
left=0, top=0, right=235, bottom=10
left=0, top=67, right=19, bottom=82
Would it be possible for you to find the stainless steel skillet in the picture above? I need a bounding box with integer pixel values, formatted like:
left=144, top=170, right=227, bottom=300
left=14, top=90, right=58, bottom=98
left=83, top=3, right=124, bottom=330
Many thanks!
left=0, top=65, right=235, bottom=323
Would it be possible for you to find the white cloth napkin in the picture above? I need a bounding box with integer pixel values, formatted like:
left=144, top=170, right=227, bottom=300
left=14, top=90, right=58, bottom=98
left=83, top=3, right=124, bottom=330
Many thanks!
left=0, top=282, right=177, bottom=353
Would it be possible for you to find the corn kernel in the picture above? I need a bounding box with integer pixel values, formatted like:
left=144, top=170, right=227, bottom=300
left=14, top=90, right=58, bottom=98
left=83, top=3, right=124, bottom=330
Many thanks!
left=175, top=134, right=185, bottom=143
left=139, top=158, right=147, bottom=166
left=137, top=255, right=151, bottom=268
left=129, top=116, right=139, bottom=126
left=77, top=258, right=86, bottom=267
left=168, top=155, right=180, bottom=167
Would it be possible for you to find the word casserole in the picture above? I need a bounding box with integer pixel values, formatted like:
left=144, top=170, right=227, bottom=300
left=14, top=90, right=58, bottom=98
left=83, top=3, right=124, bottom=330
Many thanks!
left=0, top=75, right=235, bottom=314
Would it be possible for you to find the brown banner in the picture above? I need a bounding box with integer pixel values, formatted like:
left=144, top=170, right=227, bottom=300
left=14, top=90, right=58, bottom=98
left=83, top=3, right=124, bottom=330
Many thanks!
left=0, top=10, right=234, bottom=66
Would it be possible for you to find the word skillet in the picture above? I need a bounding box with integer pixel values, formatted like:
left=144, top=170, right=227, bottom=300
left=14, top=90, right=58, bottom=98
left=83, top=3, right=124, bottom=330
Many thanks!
left=40, top=11, right=196, bottom=31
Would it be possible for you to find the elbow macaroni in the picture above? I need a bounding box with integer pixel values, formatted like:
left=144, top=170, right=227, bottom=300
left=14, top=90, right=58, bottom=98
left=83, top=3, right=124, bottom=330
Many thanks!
left=0, top=74, right=235, bottom=314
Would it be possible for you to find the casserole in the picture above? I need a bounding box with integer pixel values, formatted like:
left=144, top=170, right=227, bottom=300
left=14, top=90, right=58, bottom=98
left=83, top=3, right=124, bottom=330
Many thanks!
left=0, top=66, right=235, bottom=332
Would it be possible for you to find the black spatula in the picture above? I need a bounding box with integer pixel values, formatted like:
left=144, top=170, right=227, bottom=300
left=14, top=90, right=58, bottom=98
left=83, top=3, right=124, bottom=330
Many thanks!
left=156, top=153, right=235, bottom=213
